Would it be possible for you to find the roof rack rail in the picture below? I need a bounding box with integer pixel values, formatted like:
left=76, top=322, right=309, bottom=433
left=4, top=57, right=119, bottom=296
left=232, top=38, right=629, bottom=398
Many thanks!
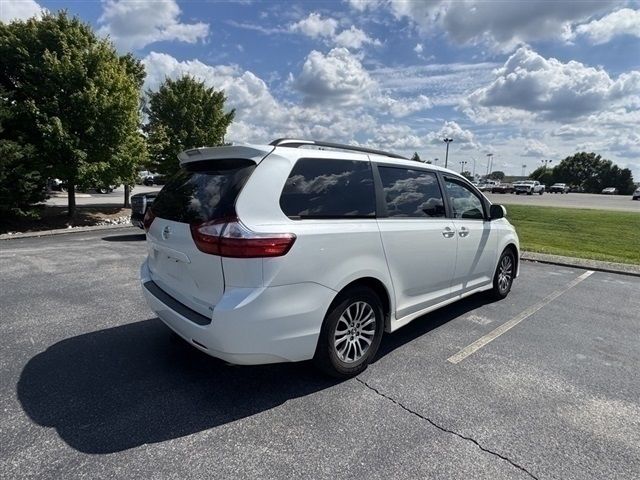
left=269, top=138, right=407, bottom=160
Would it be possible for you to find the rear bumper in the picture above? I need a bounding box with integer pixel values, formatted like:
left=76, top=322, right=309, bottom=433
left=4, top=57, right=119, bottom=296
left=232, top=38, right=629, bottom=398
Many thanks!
left=140, top=260, right=335, bottom=365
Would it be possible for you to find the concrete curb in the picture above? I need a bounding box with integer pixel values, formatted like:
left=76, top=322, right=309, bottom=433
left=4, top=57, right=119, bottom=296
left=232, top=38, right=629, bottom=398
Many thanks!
left=521, top=251, right=640, bottom=278
left=0, top=224, right=134, bottom=241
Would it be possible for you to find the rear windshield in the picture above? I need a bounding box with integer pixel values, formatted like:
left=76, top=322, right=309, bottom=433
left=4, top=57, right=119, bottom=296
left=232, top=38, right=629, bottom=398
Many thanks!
left=150, top=159, right=255, bottom=224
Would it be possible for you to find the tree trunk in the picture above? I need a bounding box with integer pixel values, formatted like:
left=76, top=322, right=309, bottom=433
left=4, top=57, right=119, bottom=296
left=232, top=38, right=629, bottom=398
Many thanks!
left=124, top=184, right=130, bottom=208
left=67, top=182, right=76, bottom=218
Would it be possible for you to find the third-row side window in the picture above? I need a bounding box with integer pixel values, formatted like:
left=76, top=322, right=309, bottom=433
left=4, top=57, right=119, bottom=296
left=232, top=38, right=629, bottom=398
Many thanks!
left=280, top=158, right=376, bottom=219
left=378, top=166, right=445, bottom=218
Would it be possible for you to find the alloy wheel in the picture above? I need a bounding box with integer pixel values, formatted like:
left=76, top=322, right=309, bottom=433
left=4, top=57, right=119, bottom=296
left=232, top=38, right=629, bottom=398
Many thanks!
left=334, top=301, right=376, bottom=363
left=498, top=255, right=513, bottom=293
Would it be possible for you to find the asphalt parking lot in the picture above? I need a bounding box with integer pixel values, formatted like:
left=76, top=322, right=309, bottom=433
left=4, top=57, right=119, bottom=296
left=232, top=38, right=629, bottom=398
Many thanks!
left=1, top=229, right=639, bottom=479
left=46, top=185, right=161, bottom=207
left=485, top=191, right=640, bottom=212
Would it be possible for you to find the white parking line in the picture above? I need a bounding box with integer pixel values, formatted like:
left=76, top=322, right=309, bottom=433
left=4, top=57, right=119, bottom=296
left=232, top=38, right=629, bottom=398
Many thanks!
left=447, top=270, right=595, bottom=364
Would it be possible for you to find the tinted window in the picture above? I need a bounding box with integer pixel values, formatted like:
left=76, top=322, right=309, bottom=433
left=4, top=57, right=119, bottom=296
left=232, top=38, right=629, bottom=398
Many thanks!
left=444, top=178, right=485, bottom=220
left=378, top=166, right=445, bottom=218
left=151, top=159, right=255, bottom=224
left=280, top=158, right=375, bottom=218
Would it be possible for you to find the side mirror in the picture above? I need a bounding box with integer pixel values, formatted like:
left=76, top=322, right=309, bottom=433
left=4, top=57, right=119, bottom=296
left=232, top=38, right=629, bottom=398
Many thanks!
left=489, top=204, right=506, bottom=220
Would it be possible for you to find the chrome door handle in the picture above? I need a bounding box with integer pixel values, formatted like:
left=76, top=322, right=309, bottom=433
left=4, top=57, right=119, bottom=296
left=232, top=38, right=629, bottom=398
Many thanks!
left=458, top=226, right=470, bottom=238
left=442, top=227, right=455, bottom=238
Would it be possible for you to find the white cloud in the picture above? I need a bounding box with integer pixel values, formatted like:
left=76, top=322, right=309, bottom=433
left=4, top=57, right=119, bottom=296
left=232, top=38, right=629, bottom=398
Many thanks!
left=574, top=8, right=640, bottom=44
left=465, top=47, right=640, bottom=122
left=293, top=48, right=377, bottom=105
left=427, top=121, right=478, bottom=149
left=380, top=95, right=432, bottom=117
left=98, top=0, right=209, bottom=51
left=0, top=0, right=44, bottom=22
left=347, top=0, right=618, bottom=52
left=289, top=12, right=337, bottom=38
left=414, top=43, right=423, bottom=54
left=334, top=26, right=380, bottom=48
left=522, top=139, right=552, bottom=157
left=141, top=51, right=439, bottom=158
left=289, top=12, right=379, bottom=49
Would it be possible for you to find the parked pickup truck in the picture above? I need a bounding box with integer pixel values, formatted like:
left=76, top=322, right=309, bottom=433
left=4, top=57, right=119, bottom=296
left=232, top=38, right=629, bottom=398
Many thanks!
left=514, top=180, right=545, bottom=195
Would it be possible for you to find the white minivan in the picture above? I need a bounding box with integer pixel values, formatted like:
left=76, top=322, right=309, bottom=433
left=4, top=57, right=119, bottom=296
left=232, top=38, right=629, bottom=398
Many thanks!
left=141, top=139, right=519, bottom=377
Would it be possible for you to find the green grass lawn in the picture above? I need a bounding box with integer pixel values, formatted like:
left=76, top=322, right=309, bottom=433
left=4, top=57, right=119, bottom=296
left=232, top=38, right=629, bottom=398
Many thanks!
left=505, top=205, right=640, bottom=265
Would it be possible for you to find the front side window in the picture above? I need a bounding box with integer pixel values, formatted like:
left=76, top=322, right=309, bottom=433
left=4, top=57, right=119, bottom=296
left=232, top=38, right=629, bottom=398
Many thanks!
left=280, top=158, right=375, bottom=218
left=378, top=166, right=445, bottom=218
left=444, top=178, right=485, bottom=220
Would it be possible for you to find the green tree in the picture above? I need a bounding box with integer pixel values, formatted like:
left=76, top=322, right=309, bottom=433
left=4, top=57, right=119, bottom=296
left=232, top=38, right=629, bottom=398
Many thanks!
left=461, top=170, right=474, bottom=181
left=553, top=152, right=635, bottom=194
left=145, top=76, right=235, bottom=176
left=488, top=171, right=505, bottom=180
left=0, top=87, right=47, bottom=220
left=411, top=152, right=422, bottom=162
left=0, top=12, right=143, bottom=216
left=529, top=166, right=555, bottom=186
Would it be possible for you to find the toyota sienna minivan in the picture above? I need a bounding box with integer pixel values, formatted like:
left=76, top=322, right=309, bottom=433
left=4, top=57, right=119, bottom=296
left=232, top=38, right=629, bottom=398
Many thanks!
left=141, top=139, right=519, bottom=377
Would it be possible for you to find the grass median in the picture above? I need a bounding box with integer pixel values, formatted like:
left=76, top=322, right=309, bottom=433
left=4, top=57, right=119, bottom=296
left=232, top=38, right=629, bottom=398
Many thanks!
left=505, top=204, right=640, bottom=265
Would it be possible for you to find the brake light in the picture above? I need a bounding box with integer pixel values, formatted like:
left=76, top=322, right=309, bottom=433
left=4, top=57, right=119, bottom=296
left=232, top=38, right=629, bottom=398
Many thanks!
left=190, top=218, right=296, bottom=258
left=143, top=208, right=156, bottom=232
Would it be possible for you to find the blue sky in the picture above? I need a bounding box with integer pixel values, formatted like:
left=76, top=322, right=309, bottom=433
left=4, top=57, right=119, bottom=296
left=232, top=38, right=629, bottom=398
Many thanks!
left=2, top=0, right=640, bottom=178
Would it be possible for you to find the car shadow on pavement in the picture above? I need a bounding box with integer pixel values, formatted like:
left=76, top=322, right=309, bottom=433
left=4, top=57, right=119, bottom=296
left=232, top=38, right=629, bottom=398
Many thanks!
left=17, top=293, right=495, bottom=455
left=101, top=233, right=146, bottom=242
left=376, top=292, right=498, bottom=359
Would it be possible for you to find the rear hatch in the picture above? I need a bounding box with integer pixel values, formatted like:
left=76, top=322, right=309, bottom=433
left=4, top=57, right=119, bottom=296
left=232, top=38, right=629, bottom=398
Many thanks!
left=145, top=157, right=258, bottom=317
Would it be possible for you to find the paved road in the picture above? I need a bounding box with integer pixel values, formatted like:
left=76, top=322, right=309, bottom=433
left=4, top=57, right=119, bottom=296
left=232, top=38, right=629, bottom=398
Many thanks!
left=1, top=230, right=639, bottom=479
left=46, top=185, right=161, bottom=207
left=485, top=191, right=640, bottom=212
left=46, top=186, right=640, bottom=213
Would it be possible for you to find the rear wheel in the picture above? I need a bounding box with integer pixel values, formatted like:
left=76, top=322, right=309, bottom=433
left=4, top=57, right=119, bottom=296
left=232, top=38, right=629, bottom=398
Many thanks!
left=313, top=286, right=384, bottom=378
left=490, top=249, right=516, bottom=299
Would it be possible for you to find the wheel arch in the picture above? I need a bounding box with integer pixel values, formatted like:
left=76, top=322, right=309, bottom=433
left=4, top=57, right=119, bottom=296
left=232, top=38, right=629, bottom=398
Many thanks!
left=329, top=277, right=393, bottom=332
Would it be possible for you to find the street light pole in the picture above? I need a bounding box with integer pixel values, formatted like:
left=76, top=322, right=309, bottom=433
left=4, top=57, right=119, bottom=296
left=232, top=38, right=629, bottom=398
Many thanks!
left=459, top=160, right=468, bottom=173
left=521, top=164, right=526, bottom=176
left=541, top=159, right=553, bottom=171
left=486, top=153, right=493, bottom=177
left=433, top=158, right=439, bottom=165
left=443, top=138, right=453, bottom=168
left=472, top=157, right=476, bottom=178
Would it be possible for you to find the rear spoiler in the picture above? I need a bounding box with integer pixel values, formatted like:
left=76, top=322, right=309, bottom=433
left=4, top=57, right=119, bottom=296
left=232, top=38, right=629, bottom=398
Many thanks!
left=178, top=144, right=275, bottom=165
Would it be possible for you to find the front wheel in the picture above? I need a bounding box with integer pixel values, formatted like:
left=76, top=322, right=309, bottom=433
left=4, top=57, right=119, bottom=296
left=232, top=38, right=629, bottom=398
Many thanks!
left=490, top=250, right=516, bottom=299
left=313, top=286, right=384, bottom=378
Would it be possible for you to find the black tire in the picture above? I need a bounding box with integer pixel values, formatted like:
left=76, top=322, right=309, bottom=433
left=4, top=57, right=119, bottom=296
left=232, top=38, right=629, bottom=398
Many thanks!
left=490, top=249, right=516, bottom=300
left=539, top=191, right=543, bottom=195
left=313, top=286, right=384, bottom=378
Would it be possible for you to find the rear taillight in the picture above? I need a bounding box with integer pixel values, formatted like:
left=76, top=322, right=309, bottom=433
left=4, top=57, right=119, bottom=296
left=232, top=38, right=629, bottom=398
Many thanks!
left=143, top=208, right=156, bottom=232
left=190, top=217, right=296, bottom=258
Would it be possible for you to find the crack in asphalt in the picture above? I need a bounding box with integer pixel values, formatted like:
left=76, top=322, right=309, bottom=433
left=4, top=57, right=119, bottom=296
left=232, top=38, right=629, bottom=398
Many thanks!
left=356, top=378, right=539, bottom=480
